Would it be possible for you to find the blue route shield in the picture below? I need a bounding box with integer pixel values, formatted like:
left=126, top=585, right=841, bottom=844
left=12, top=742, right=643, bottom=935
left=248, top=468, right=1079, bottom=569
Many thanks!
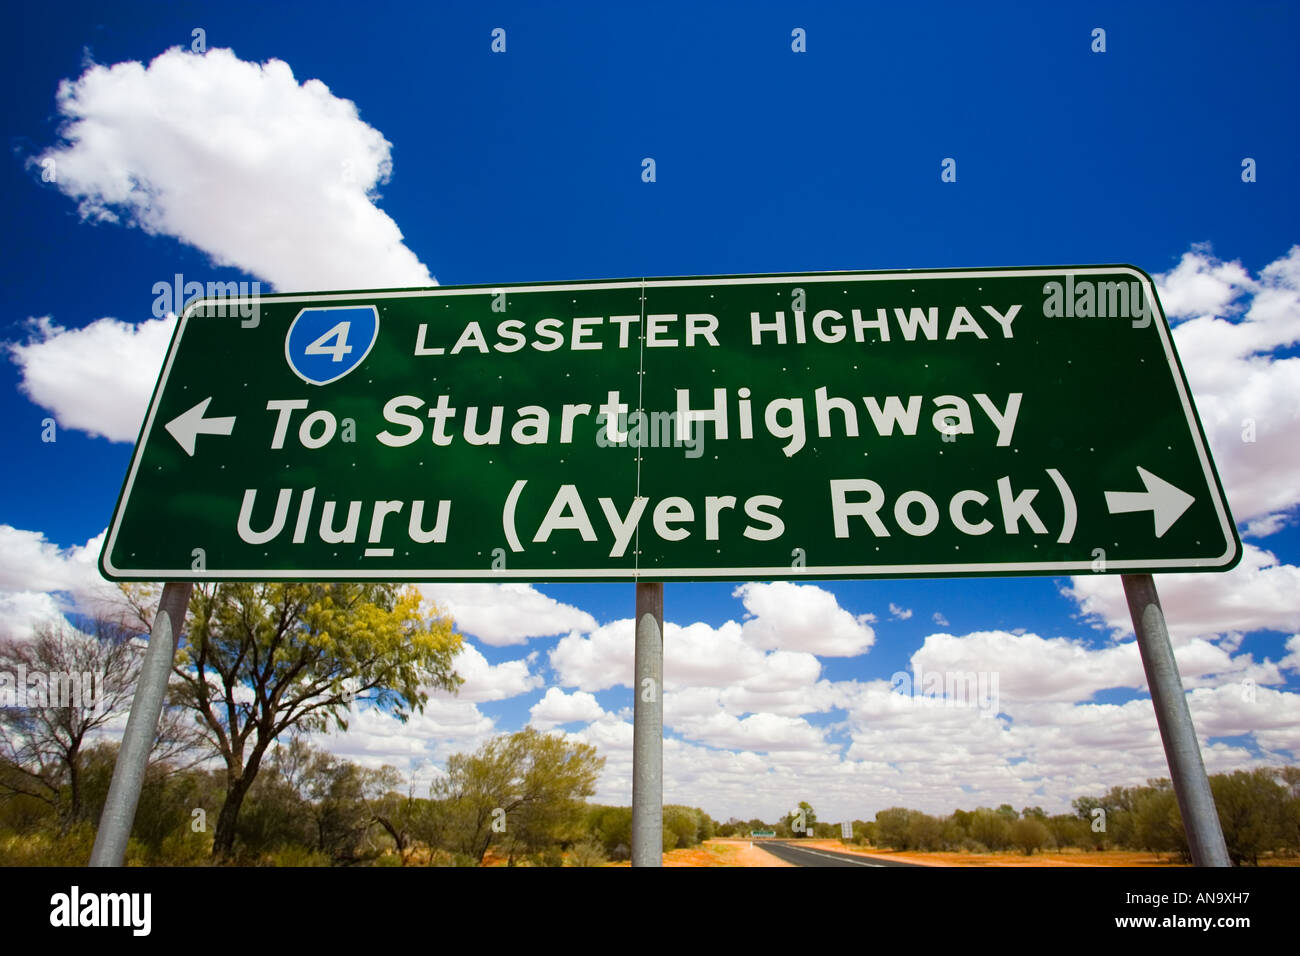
left=284, top=305, right=379, bottom=385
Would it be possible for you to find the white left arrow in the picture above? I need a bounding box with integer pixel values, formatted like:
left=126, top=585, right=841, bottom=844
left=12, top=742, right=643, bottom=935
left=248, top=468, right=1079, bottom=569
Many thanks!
left=1104, top=466, right=1195, bottom=538
left=164, top=397, right=237, bottom=456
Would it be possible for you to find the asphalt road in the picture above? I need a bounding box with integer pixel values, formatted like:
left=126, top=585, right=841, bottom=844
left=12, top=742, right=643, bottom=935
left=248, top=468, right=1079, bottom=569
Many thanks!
left=757, top=841, right=927, bottom=867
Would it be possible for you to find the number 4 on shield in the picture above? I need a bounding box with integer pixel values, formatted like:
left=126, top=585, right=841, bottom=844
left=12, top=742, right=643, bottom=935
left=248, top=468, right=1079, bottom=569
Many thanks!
left=284, top=305, right=380, bottom=386
left=306, top=322, right=353, bottom=362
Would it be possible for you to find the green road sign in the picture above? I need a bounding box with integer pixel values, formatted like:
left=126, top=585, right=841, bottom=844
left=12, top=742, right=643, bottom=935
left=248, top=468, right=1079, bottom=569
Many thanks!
left=100, top=266, right=1240, bottom=582
left=750, top=830, right=777, bottom=838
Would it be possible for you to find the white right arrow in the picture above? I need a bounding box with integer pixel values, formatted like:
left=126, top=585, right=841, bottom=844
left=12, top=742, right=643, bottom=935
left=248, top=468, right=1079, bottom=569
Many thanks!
left=164, top=397, right=237, bottom=457
left=1104, top=466, right=1195, bottom=538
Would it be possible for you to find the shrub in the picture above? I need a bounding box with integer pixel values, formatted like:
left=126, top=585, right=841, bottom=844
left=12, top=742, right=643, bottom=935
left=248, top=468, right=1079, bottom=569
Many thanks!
left=570, top=840, right=608, bottom=867
left=968, top=808, right=1012, bottom=851
left=664, top=805, right=702, bottom=849
left=1010, top=817, right=1049, bottom=855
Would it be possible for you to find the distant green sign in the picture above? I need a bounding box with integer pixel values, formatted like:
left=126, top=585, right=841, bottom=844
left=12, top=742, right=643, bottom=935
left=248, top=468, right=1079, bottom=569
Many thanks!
left=750, top=830, right=777, bottom=838
left=101, top=267, right=1239, bottom=581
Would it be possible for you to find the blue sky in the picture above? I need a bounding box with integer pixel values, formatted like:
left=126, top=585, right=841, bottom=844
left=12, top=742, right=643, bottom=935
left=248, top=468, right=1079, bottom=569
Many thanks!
left=2, top=1, right=1298, bottom=823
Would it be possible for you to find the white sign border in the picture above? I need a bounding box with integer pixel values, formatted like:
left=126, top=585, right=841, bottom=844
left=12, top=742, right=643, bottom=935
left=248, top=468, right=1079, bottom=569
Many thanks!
left=101, top=266, right=1240, bottom=581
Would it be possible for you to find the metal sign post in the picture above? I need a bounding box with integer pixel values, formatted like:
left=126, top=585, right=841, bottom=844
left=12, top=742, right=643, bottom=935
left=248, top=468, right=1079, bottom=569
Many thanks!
left=89, top=581, right=192, bottom=867
left=1122, top=574, right=1231, bottom=866
left=631, top=581, right=664, bottom=866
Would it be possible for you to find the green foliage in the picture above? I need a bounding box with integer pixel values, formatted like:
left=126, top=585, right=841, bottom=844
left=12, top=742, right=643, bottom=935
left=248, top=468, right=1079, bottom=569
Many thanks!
left=1009, top=816, right=1050, bottom=855
left=783, top=801, right=817, bottom=838
left=967, top=808, right=1012, bottom=850
left=1281, top=768, right=1300, bottom=852
left=664, top=805, right=705, bottom=850
left=1132, top=780, right=1188, bottom=860
left=580, top=803, right=715, bottom=856
left=0, top=823, right=94, bottom=865
left=874, top=807, right=944, bottom=850
left=233, top=738, right=335, bottom=856
left=5, top=744, right=1294, bottom=865
left=59, top=740, right=221, bottom=865
left=907, top=811, right=944, bottom=850
left=874, top=807, right=912, bottom=849
left=699, top=809, right=717, bottom=841
left=531, top=845, right=566, bottom=867
left=1064, top=768, right=1300, bottom=863
left=1212, top=768, right=1290, bottom=865
left=1086, top=786, right=1138, bottom=847
left=173, top=582, right=462, bottom=858
left=1070, top=795, right=1111, bottom=849
left=305, top=751, right=397, bottom=864
left=131, top=757, right=222, bottom=861
left=586, top=805, right=632, bottom=859
left=869, top=774, right=1297, bottom=859
left=1046, top=814, right=1090, bottom=850
left=370, top=780, right=426, bottom=864
left=0, top=781, right=52, bottom=835
left=230, top=736, right=398, bottom=864
left=569, top=839, right=608, bottom=866
left=431, top=727, right=604, bottom=864
left=156, top=827, right=212, bottom=866
left=10, top=617, right=1300, bottom=872
left=838, top=819, right=872, bottom=845
left=178, top=582, right=462, bottom=735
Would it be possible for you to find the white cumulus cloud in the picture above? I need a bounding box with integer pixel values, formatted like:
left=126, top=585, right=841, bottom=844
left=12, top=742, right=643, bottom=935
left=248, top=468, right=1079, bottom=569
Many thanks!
left=530, top=688, right=607, bottom=730
left=1156, top=245, right=1300, bottom=533
left=9, top=315, right=175, bottom=443
left=419, top=583, right=597, bottom=647
left=12, top=46, right=437, bottom=445
left=33, top=46, right=432, bottom=291
left=734, top=581, right=876, bottom=656
left=1065, top=543, right=1300, bottom=642
left=0, top=525, right=129, bottom=638
left=447, top=642, right=543, bottom=703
